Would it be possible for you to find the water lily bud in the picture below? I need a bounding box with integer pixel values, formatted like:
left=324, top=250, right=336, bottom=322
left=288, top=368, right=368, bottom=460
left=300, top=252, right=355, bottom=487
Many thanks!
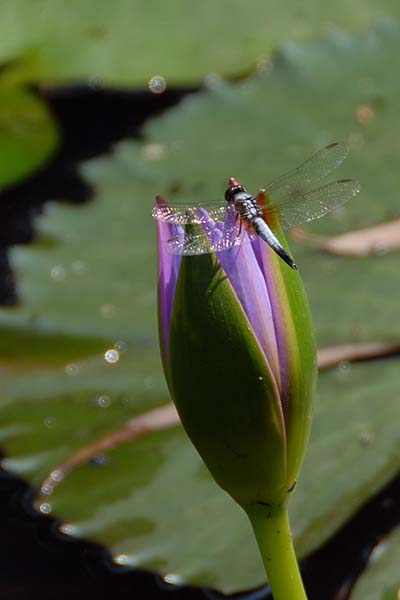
left=155, top=192, right=317, bottom=509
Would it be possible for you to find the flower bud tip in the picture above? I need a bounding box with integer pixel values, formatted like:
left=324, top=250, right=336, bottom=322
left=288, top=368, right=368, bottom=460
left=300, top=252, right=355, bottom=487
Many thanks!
left=155, top=194, right=167, bottom=206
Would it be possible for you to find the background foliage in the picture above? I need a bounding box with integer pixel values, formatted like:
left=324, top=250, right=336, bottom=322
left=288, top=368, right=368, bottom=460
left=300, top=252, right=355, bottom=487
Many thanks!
left=0, top=2, right=399, bottom=596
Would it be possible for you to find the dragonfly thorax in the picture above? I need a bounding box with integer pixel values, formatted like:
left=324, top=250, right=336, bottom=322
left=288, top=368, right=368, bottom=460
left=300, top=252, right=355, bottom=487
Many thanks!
left=234, top=195, right=261, bottom=222
left=225, top=184, right=261, bottom=222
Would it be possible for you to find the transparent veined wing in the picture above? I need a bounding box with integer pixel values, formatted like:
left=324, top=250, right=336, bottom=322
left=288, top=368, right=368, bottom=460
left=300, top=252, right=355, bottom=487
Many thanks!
left=154, top=141, right=360, bottom=255
left=264, top=141, right=349, bottom=205
left=152, top=195, right=227, bottom=225
left=266, top=179, right=361, bottom=230
left=167, top=230, right=241, bottom=255
left=166, top=211, right=257, bottom=256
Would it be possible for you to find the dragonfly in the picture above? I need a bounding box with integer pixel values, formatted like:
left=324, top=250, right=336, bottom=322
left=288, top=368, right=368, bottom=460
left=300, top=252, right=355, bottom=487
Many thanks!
left=152, top=142, right=361, bottom=269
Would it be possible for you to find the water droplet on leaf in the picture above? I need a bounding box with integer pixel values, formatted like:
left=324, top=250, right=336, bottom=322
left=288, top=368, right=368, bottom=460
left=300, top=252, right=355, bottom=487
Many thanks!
left=65, top=363, right=79, bottom=376
left=90, top=454, right=110, bottom=467
left=163, top=573, right=183, bottom=586
left=338, top=361, right=351, bottom=372
left=148, top=75, right=166, bottom=94
left=50, top=265, right=66, bottom=281
left=114, top=340, right=127, bottom=353
left=38, top=502, right=52, bottom=514
left=50, top=470, right=63, bottom=482
left=113, top=553, right=129, bottom=566
left=97, top=394, right=111, bottom=408
left=41, top=483, right=53, bottom=496
left=59, top=523, right=77, bottom=536
left=104, top=349, right=119, bottom=364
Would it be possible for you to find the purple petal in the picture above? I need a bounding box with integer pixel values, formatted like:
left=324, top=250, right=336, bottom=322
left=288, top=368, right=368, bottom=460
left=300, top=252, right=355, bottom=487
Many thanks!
left=216, top=231, right=281, bottom=387
left=254, top=236, right=291, bottom=418
left=156, top=196, right=181, bottom=368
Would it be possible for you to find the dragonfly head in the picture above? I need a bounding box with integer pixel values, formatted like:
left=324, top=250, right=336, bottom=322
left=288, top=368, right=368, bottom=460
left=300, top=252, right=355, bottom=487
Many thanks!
left=225, top=178, right=246, bottom=204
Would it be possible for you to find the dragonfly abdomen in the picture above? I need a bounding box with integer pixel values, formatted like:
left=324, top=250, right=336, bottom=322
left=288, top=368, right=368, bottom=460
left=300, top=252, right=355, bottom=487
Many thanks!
left=251, top=217, right=298, bottom=270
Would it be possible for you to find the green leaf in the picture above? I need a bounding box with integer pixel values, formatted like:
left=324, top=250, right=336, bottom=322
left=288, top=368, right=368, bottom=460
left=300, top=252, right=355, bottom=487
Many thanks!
left=1, top=1, right=400, bottom=85
left=0, top=83, right=59, bottom=187
left=382, top=588, right=400, bottom=600
left=3, top=358, right=399, bottom=593
left=350, top=529, right=400, bottom=600
left=1, top=19, right=400, bottom=593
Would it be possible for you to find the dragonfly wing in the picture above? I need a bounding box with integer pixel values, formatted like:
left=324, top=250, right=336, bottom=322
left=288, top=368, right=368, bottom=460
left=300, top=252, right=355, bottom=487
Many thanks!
left=166, top=218, right=246, bottom=255
left=167, top=231, right=215, bottom=255
left=264, top=141, right=350, bottom=207
left=271, top=179, right=361, bottom=229
left=152, top=197, right=227, bottom=224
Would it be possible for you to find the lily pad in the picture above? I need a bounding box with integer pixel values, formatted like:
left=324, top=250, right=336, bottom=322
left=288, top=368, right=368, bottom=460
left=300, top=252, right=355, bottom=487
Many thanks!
left=8, top=18, right=398, bottom=345
left=350, top=529, right=400, bottom=600
left=2, top=354, right=400, bottom=593
left=1, top=1, right=400, bottom=85
left=1, top=19, right=400, bottom=594
left=0, top=82, right=59, bottom=187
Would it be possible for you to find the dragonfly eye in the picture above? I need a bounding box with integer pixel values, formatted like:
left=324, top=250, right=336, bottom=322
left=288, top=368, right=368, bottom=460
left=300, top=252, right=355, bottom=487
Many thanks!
left=225, top=185, right=245, bottom=203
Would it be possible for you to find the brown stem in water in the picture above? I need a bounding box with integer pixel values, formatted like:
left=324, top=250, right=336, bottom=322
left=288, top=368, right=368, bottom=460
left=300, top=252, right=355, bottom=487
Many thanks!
left=39, top=402, right=178, bottom=495
left=317, top=341, right=400, bottom=371
left=290, top=219, right=400, bottom=257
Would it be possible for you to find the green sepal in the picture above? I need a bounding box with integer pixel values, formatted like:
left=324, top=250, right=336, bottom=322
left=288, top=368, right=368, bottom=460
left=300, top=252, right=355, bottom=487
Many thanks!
left=169, top=249, right=288, bottom=507
left=264, top=207, right=317, bottom=488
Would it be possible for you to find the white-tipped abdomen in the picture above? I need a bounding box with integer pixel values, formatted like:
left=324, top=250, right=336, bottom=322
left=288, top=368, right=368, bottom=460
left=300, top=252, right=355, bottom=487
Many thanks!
left=252, top=218, right=282, bottom=249
left=252, top=217, right=297, bottom=269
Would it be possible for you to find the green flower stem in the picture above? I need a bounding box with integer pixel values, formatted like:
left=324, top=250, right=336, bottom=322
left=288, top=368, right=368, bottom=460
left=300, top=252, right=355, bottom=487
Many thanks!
left=246, top=503, right=308, bottom=600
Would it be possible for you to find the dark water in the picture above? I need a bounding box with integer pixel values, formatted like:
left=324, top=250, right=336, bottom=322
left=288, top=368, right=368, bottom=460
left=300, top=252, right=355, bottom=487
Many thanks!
left=0, top=84, right=399, bottom=600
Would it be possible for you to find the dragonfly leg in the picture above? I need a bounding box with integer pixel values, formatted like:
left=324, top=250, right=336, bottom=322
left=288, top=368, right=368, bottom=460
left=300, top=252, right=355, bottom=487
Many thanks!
left=235, top=214, right=242, bottom=236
